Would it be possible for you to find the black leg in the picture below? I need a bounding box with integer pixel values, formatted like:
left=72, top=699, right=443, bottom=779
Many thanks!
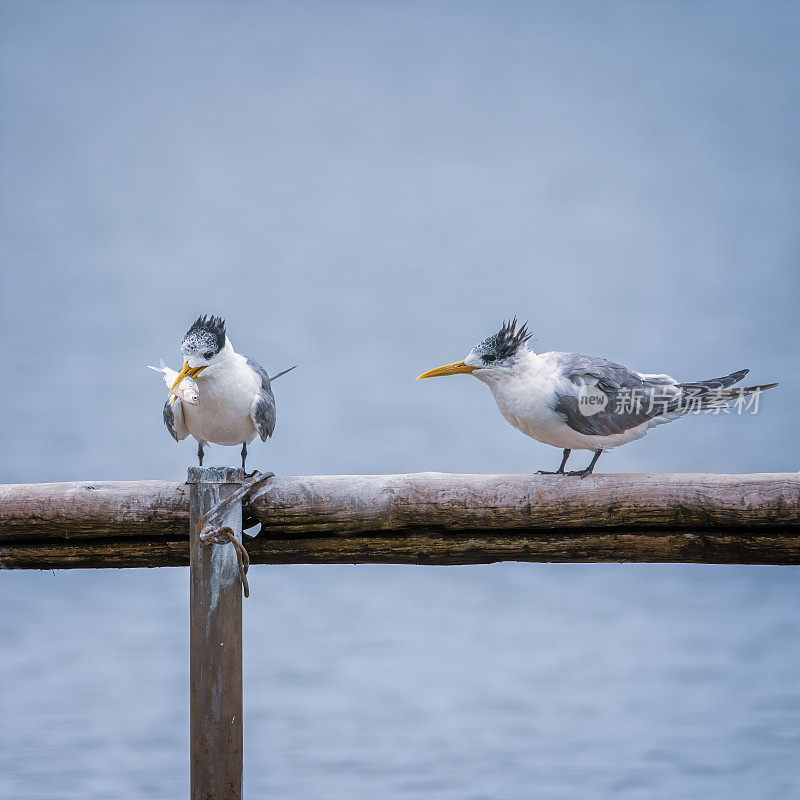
left=197, top=441, right=205, bottom=467
left=567, top=449, right=602, bottom=478
left=241, top=442, right=247, bottom=471
left=537, top=449, right=571, bottom=475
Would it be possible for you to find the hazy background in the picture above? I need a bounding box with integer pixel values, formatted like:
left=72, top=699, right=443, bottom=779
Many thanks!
left=1, top=2, right=798, bottom=798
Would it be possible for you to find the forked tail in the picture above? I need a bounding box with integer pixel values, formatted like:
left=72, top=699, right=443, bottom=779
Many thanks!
left=675, top=369, right=778, bottom=412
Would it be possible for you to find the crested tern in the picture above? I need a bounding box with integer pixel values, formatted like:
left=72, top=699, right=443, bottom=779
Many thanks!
left=418, top=319, right=777, bottom=476
left=160, top=315, right=288, bottom=470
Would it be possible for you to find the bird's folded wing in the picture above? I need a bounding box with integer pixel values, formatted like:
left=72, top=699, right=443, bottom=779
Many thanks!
left=163, top=398, right=190, bottom=441
left=551, top=353, right=679, bottom=437
left=250, top=394, right=276, bottom=441
left=246, top=357, right=277, bottom=441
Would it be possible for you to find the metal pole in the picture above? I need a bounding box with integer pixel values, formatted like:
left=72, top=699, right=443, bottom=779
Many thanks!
left=188, top=466, right=244, bottom=800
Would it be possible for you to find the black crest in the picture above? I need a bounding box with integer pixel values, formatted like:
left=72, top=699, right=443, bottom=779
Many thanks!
left=183, top=314, right=226, bottom=352
left=475, top=318, right=532, bottom=362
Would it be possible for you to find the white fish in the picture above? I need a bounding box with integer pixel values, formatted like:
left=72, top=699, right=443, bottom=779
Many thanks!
left=147, top=360, right=200, bottom=406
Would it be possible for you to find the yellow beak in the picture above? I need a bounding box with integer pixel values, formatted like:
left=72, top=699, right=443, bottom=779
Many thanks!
left=417, top=361, right=478, bottom=379
left=168, top=362, right=208, bottom=397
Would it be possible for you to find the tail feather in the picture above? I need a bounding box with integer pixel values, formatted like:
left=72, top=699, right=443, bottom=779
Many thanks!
left=731, top=382, right=778, bottom=395
left=651, top=371, right=777, bottom=421
left=677, top=377, right=777, bottom=412
left=677, top=368, right=749, bottom=394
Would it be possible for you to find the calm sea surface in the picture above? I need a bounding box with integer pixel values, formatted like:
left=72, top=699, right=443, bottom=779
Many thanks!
left=1, top=3, right=798, bottom=798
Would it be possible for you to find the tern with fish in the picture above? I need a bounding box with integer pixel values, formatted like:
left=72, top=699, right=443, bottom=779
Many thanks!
left=153, top=315, right=295, bottom=470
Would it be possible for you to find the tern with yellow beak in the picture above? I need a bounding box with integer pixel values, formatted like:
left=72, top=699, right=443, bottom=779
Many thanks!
left=418, top=319, right=777, bottom=476
left=161, top=315, right=290, bottom=470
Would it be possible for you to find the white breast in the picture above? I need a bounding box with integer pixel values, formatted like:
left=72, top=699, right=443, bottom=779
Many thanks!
left=484, top=353, right=570, bottom=445
left=183, top=354, right=260, bottom=446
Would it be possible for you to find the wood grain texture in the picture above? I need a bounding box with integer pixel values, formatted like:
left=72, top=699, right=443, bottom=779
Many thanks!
left=2, top=530, right=797, bottom=568
left=248, top=473, right=800, bottom=534
left=1, top=473, right=798, bottom=568
left=0, top=480, right=189, bottom=540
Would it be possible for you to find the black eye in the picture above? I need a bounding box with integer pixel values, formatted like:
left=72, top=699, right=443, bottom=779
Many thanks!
left=203, top=351, right=214, bottom=360
left=482, top=354, right=496, bottom=363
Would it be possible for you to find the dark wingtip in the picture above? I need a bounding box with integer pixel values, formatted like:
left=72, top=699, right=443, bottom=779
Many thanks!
left=270, top=365, right=298, bottom=381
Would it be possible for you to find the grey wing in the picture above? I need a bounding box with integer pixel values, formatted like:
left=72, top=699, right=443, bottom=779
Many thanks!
left=246, top=357, right=277, bottom=441
left=551, top=353, right=680, bottom=437
left=163, top=399, right=190, bottom=441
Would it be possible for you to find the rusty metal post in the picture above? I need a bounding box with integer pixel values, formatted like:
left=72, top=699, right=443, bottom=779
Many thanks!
left=188, top=466, right=244, bottom=800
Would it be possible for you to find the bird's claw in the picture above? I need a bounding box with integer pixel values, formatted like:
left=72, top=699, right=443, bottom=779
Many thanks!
left=536, top=470, right=564, bottom=475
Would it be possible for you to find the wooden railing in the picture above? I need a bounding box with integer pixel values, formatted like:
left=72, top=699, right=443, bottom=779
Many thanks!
left=2, top=472, right=798, bottom=569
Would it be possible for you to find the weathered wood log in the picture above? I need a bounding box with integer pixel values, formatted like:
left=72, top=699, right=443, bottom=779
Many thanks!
left=1, top=473, right=798, bottom=568
left=0, top=480, right=189, bottom=541
left=2, top=529, right=798, bottom=568
left=247, top=473, right=799, bottom=533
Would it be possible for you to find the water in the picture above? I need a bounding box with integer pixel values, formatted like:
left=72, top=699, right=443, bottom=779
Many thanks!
left=2, top=566, right=798, bottom=799
left=1, top=2, right=798, bottom=798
